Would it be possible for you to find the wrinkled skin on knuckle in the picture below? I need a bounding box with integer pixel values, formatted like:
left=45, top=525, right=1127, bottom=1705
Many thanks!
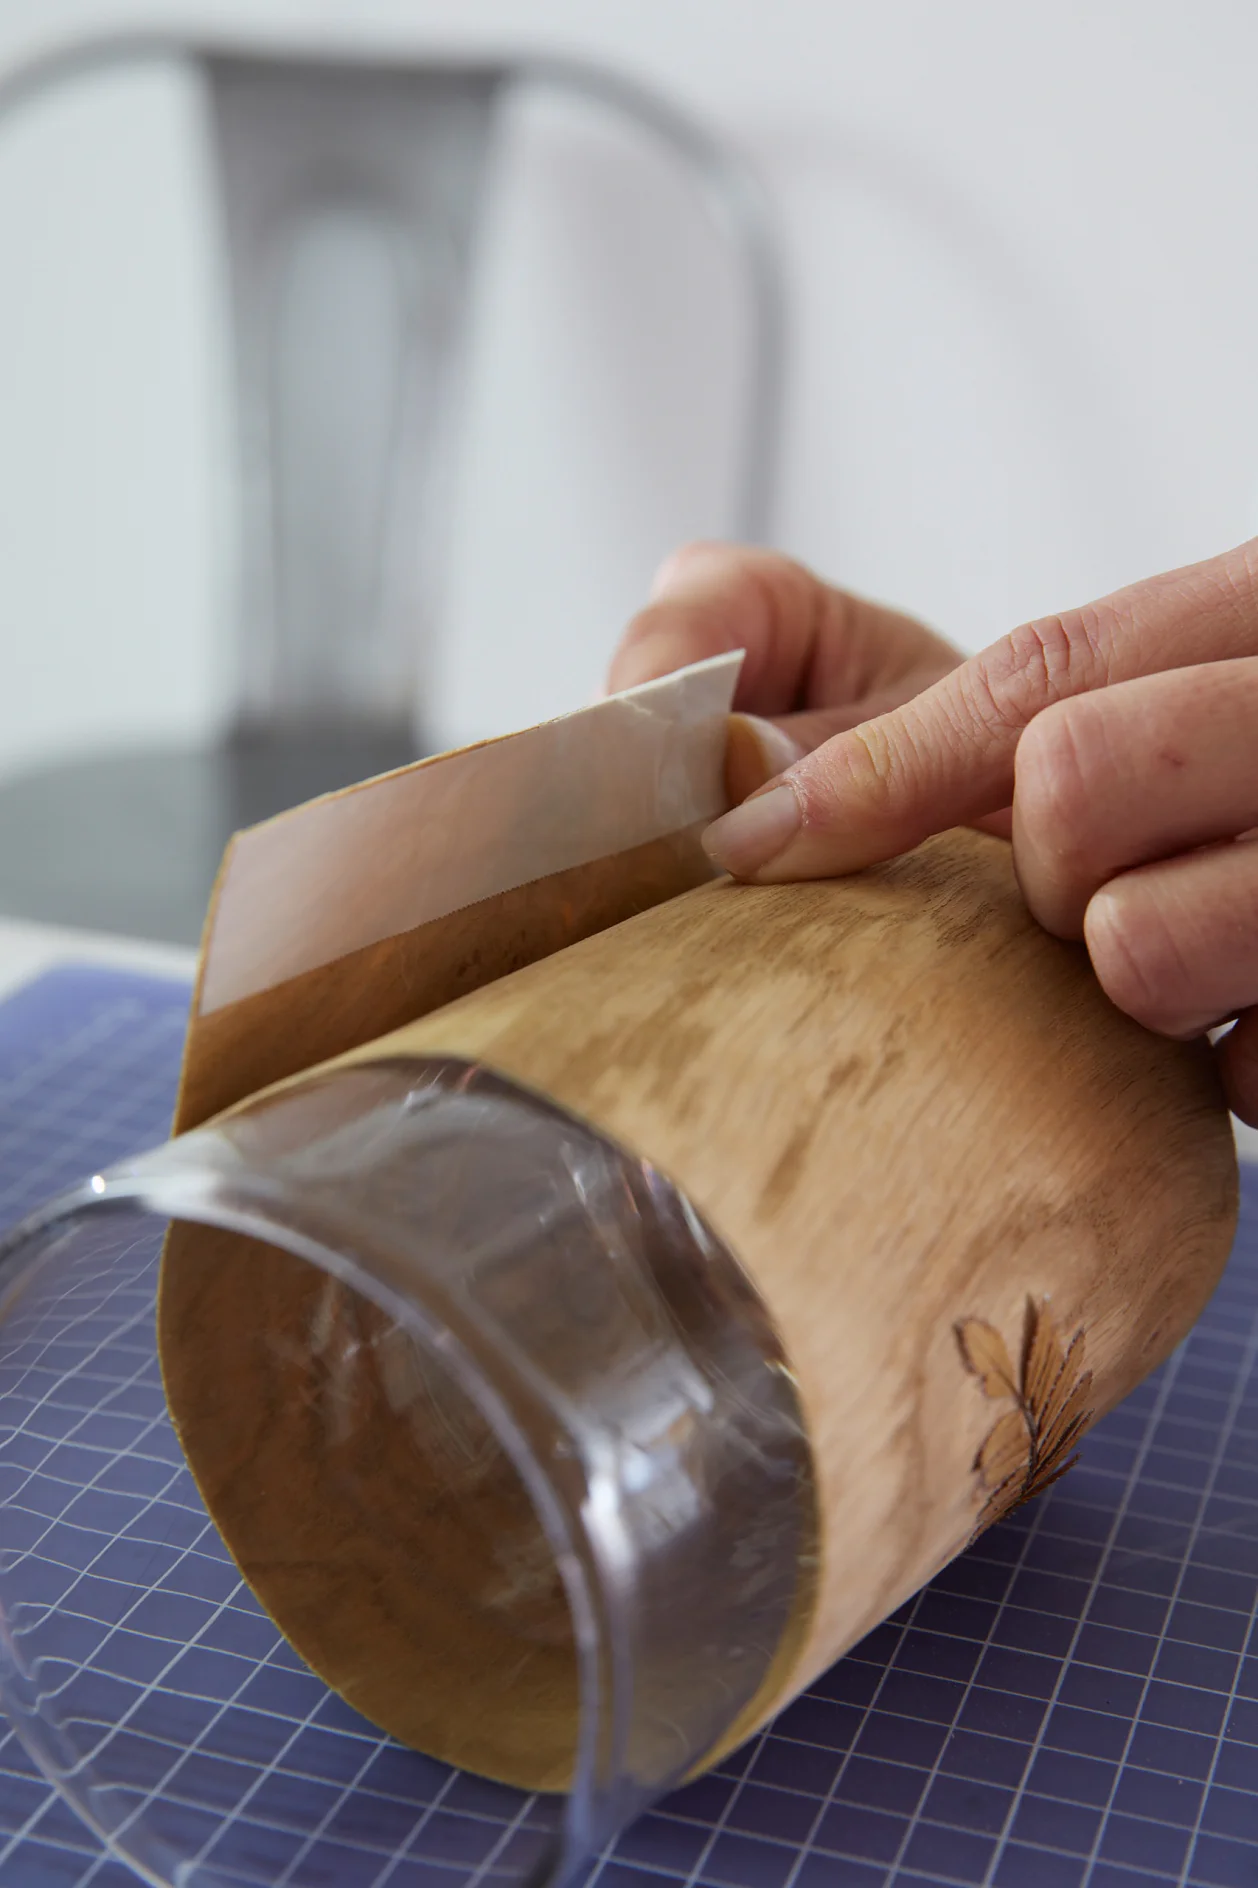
left=976, top=608, right=1115, bottom=729
left=1201, top=539, right=1258, bottom=639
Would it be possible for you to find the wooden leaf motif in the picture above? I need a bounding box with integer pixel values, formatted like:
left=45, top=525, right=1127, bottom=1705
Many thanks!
left=976, top=1410, right=1028, bottom=1489
left=1022, top=1304, right=1065, bottom=1415
left=958, top=1297, right=1094, bottom=1538
left=956, top=1319, right=1019, bottom=1400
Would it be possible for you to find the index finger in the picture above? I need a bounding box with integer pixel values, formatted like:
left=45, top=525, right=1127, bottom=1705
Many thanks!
left=703, top=540, right=1258, bottom=882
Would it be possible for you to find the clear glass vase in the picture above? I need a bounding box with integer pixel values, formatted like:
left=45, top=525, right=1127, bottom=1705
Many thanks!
left=0, top=1054, right=815, bottom=1888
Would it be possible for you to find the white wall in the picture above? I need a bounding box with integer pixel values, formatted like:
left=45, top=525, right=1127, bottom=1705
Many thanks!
left=1, top=0, right=1257, bottom=766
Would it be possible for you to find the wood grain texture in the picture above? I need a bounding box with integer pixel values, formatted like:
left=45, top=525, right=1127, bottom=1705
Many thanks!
left=160, top=828, right=1238, bottom=1780
left=330, top=830, right=1238, bottom=1697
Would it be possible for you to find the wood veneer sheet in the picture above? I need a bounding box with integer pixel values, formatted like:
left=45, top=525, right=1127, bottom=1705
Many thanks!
left=199, top=654, right=741, bottom=1016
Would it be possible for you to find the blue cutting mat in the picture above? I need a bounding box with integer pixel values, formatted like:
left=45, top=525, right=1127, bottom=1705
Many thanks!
left=2, top=966, right=1258, bottom=1888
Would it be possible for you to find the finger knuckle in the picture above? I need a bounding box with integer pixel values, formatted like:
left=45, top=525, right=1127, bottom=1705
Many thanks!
left=1011, top=614, right=1083, bottom=702
left=797, top=719, right=899, bottom=827
left=650, top=539, right=744, bottom=597
left=1206, top=540, right=1258, bottom=629
left=743, top=552, right=825, bottom=639
left=970, top=608, right=1115, bottom=732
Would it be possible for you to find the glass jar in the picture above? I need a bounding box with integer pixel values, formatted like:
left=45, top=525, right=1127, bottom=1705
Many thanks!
left=0, top=1054, right=815, bottom=1888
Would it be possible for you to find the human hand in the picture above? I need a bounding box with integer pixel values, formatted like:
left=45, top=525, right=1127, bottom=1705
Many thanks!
left=608, top=541, right=965, bottom=803
left=685, top=538, right=1258, bottom=1124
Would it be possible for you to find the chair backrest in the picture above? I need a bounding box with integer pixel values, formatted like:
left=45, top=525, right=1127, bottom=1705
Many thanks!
left=0, top=30, right=786, bottom=753
left=208, top=56, right=503, bottom=739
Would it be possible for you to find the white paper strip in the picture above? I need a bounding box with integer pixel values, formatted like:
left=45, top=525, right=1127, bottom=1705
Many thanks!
left=199, top=652, right=742, bottom=1016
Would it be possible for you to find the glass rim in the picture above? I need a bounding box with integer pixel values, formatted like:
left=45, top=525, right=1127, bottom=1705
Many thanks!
left=0, top=1051, right=817, bottom=1888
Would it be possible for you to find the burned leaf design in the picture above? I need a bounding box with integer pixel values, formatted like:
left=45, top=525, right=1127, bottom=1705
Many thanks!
left=1023, top=1304, right=1065, bottom=1415
left=956, top=1319, right=1019, bottom=1400
left=1038, top=1332, right=1087, bottom=1441
left=976, top=1409, right=1028, bottom=1490
left=958, top=1297, right=1094, bottom=1538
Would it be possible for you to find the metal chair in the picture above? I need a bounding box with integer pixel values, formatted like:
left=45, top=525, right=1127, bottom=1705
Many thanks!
left=0, top=27, right=787, bottom=941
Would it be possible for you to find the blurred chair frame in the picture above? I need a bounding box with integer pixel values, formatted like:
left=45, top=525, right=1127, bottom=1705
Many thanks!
left=0, top=28, right=786, bottom=752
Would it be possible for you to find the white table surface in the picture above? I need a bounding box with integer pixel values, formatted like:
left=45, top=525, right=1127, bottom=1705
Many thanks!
left=0, top=915, right=197, bottom=1002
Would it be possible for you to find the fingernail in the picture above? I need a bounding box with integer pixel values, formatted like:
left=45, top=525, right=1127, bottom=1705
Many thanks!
left=726, top=714, right=803, bottom=801
left=703, top=782, right=801, bottom=877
